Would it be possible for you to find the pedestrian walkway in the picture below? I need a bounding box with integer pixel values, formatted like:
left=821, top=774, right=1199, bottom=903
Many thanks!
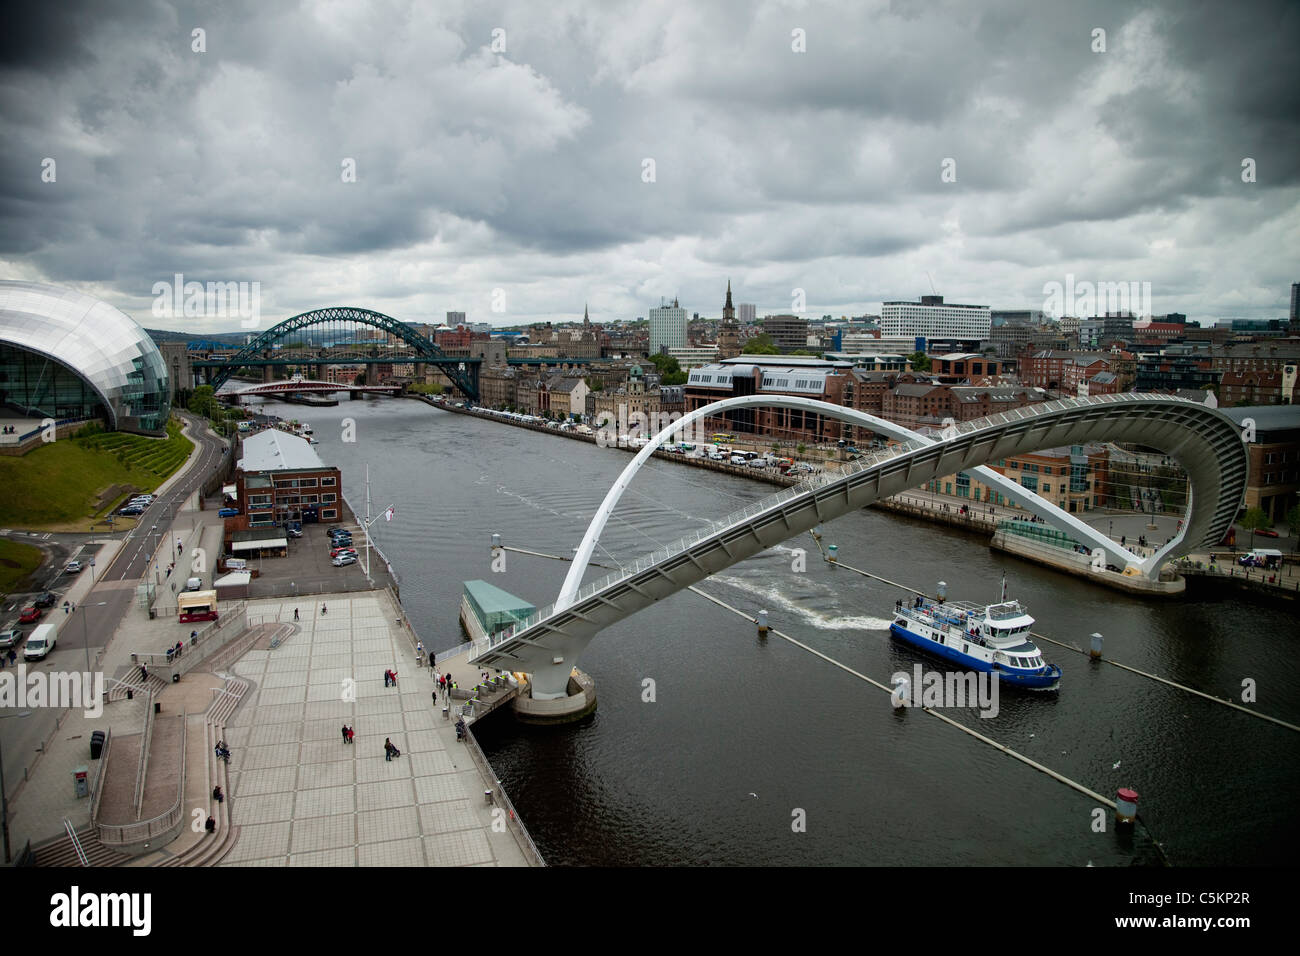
left=214, top=592, right=529, bottom=866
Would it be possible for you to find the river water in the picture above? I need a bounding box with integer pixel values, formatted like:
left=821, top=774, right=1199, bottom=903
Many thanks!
left=263, top=395, right=1300, bottom=866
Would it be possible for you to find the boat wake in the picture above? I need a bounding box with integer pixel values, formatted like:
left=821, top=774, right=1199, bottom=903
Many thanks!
left=707, top=572, right=892, bottom=632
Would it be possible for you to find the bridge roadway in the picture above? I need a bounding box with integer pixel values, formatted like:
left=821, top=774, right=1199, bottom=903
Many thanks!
left=471, top=393, right=1248, bottom=698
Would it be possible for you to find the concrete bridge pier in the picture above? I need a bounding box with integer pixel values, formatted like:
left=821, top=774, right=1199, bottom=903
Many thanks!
left=511, top=666, right=597, bottom=724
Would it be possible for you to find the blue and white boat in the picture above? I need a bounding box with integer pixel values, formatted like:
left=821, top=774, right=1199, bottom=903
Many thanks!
left=889, top=589, right=1062, bottom=690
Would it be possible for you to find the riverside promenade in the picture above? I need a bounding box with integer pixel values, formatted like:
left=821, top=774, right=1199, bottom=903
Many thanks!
left=7, top=420, right=541, bottom=866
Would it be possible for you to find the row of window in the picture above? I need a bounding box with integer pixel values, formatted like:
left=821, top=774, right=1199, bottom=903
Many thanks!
left=272, top=476, right=337, bottom=488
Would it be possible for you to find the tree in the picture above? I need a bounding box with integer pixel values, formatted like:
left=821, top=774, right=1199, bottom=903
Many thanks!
left=909, top=351, right=932, bottom=372
left=1239, top=506, right=1271, bottom=550
left=744, top=333, right=780, bottom=355
left=187, top=385, right=216, bottom=419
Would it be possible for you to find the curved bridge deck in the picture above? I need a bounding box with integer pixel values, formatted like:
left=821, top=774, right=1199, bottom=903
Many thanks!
left=471, top=394, right=1247, bottom=680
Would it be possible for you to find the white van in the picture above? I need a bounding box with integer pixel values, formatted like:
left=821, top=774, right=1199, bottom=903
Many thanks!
left=224, top=558, right=247, bottom=571
left=24, top=622, right=57, bottom=660
left=185, top=576, right=203, bottom=591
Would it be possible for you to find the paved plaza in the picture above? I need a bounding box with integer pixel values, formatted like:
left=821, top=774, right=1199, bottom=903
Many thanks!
left=217, top=593, right=526, bottom=866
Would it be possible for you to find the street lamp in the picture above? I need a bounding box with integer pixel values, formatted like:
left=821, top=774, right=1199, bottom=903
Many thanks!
left=65, top=600, right=109, bottom=674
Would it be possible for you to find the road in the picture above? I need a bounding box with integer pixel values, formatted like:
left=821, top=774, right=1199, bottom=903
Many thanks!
left=1, top=411, right=229, bottom=836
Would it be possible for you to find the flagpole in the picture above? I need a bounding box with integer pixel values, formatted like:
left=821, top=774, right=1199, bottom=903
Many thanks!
left=365, top=463, right=372, bottom=584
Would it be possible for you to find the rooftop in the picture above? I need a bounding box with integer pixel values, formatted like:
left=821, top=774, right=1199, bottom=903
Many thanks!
left=463, top=579, right=537, bottom=616
left=238, top=429, right=328, bottom=473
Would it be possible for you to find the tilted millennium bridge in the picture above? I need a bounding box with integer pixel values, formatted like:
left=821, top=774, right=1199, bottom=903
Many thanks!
left=467, top=393, right=1248, bottom=701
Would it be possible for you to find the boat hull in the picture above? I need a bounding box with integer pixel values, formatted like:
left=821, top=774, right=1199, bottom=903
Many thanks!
left=890, top=623, right=1061, bottom=690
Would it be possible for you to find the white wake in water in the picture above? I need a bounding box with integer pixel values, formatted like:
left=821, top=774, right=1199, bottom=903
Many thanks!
left=707, top=572, right=892, bottom=632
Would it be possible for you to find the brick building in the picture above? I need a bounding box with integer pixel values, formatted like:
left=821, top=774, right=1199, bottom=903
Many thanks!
left=235, top=429, right=343, bottom=528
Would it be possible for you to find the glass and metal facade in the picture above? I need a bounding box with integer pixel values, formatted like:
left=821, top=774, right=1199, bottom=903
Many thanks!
left=0, top=281, right=170, bottom=435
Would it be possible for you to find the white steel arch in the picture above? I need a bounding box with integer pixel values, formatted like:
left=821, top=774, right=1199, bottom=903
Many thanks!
left=560, top=395, right=1160, bottom=611
left=487, top=393, right=1246, bottom=699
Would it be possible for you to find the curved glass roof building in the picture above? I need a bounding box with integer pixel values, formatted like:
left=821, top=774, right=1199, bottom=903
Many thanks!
left=0, top=281, right=171, bottom=436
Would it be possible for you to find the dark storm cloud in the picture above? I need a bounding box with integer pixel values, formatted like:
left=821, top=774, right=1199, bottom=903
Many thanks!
left=0, top=0, right=1296, bottom=328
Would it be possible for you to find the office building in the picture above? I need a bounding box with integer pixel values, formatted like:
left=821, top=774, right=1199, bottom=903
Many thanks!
left=881, top=295, right=991, bottom=343
left=649, top=298, right=687, bottom=355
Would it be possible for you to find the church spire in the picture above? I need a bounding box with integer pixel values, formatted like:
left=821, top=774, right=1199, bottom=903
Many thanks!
left=725, top=279, right=733, bottom=311
left=583, top=302, right=589, bottom=323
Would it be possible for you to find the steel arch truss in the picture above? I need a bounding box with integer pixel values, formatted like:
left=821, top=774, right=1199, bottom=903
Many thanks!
left=209, top=306, right=478, bottom=398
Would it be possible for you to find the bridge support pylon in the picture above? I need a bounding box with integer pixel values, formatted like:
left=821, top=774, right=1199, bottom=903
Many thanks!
left=510, top=666, right=597, bottom=724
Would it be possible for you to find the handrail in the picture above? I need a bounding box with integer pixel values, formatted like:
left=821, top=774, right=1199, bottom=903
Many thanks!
left=133, top=688, right=156, bottom=818
left=62, top=818, right=89, bottom=867
left=461, top=724, right=546, bottom=867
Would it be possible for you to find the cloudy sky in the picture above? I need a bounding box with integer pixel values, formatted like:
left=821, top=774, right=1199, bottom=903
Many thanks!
left=2, top=0, right=1297, bottom=333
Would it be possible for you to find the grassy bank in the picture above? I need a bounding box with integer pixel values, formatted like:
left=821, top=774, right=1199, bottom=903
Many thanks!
left=0, top=418, right=193, bottom=531
left=0, top=538, right=44, bottom=594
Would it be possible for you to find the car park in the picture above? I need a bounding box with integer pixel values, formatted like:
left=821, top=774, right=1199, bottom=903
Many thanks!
left=332, top=553, right=358, bottom=567
left=34, top=591, right=57, bottom=609
left=0, top=628, right=22, bottom=649
left=19, top=606, right=42, bottom=624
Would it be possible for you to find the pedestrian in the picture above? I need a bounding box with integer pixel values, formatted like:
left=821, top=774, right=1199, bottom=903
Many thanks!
left=7, top=649, right=15, bottom=666
left=416, top=640, right=424, bottom=657
left=205, top=816, right=216, bottom=833
left=213, top=785, right=223, bottom=803
left=342, top=724, right=350, bottom=744
left=383, top=669, right=390, bottom=687
left=321, top=603, right=327, bottom=615
left=432, top=688, right=437, bottom=705
left=293, top=607, right=299, bottom=621
left=140, top=664, right=148, bottom=682
left=384, top=738, right=394, bottom=761
left=347, top=727, right=354, bottom=744
left=390, top=669, right=398, bottom=687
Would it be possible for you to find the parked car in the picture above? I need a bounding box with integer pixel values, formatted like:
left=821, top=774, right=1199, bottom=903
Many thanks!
left=19, top=606, right=42, bottom=624
left=746, top=458, right=769, bottom=468
left=332, top=553, right=358, bottom=567
left=729, top=455, right=748, bottom=465
left=119, top=505, right=144, bottom=516
left=217, top=507, right=240, bottom=518
left=65, top=560, right=83, bottom=575
left=34, top=591, right=57, bottom=609
left=330, top=546, right=357, bottom=558
left=324, top=525, right=343, bottom=535
left=1254, top=528, right=1280, bottom=538
left=0, top=628, right=22, bottom=649
left=329, top=531, right=353, bottom=543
